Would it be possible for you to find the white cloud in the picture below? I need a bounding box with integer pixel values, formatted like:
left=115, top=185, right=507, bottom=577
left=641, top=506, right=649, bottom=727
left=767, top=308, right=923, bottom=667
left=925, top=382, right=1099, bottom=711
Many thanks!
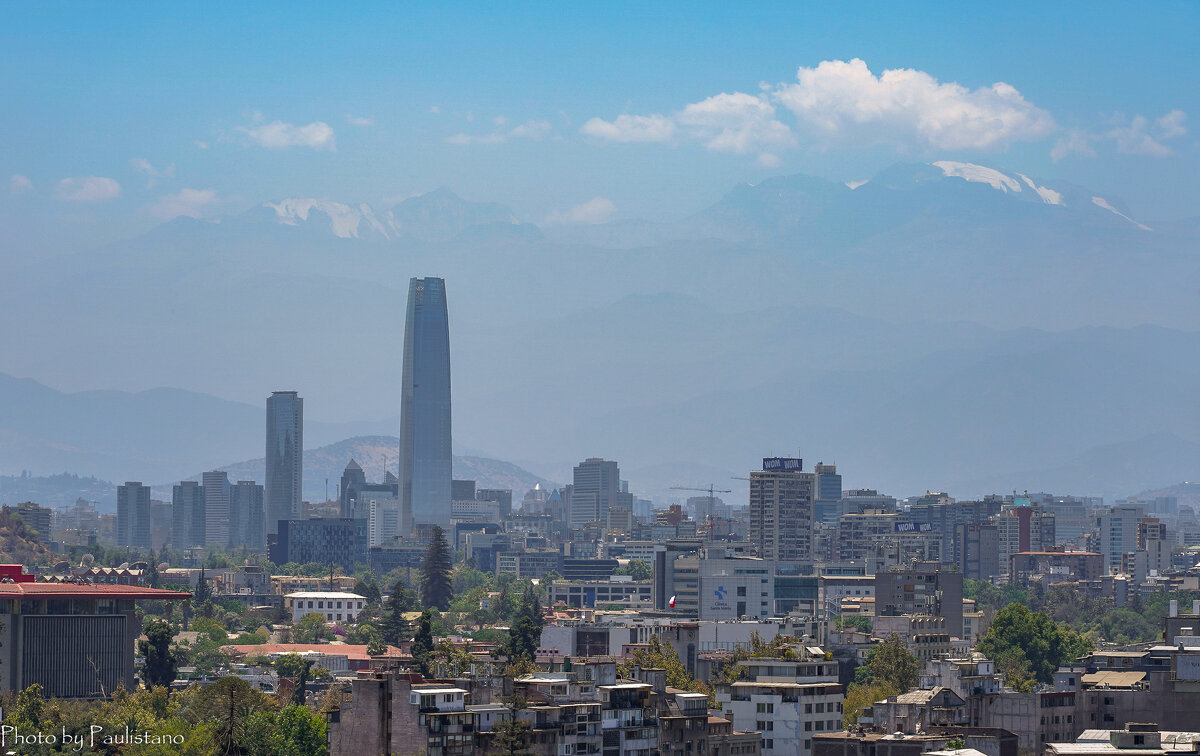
left=543, top=197, right=616, bottom=226
left=509, top=119, right=552, bottom=140
left=240, top=119, right=336, bottom=150
left=445, top=119, right=553, bottom=145
left=130, top=157, right=174, bottom=178
left=429, top=105, right=441, bottom=114
left=581, top=59, right=1055, bottom=161
left=149, top=188, right=219, bottom=219
left=580, top=96, right=790, bottom=164
left=493, top=115, right=509, bottom=126
left=1052, top=110, right=1186, bottom=160
left=580, top=113, right=676, bottom=143
left=130, top=158, right=175, bottom=188
left=1157, top=109, right=1187, bottom=139
left=55, top=176, right=121, bottom=203
left=678, top=92, right=794, bottom=155
left=1050, top=130, right=1096, bottom=161
left=774, top=58, right=1055, bottom=150
left=346, top=114, right=375, bottom=127
left=194, top=140, right=210, bottom=150
left=9, top=174, right=32, bottom=195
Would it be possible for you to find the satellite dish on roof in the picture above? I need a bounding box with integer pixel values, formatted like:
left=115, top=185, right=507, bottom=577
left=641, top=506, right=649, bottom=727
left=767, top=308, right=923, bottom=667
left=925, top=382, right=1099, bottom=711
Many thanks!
left=80, top=554, right=95, bottom=567
left=118, top=562, right=130, bottom=570
left=158, top=562, right=170, bottom=572
left=54, top=561, right=70, bottom=572
left=130, top=561, right=148, bottom=570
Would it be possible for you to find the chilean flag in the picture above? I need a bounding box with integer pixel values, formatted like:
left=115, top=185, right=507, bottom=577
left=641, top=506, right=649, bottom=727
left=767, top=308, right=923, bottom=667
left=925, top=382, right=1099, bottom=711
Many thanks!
left=669, top=595, right=677, bottom=608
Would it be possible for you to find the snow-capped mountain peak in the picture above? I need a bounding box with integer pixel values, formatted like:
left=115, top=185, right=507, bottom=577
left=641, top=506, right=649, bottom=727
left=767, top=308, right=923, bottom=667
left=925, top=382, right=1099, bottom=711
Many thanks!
left=258, top=189, right=523, bottom=242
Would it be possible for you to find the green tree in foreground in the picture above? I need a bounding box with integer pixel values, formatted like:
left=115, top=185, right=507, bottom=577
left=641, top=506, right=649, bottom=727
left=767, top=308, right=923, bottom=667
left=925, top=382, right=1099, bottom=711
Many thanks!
left=624, top=635, right=711, bottom=699
left=843, top=680, right=897, bottom=728
left=613, top=560, right=653, bottom=581
left=490, top=695, right=534, bottom=755
left=854, top=634, right=919, bottom=693
left=421, top=525, right=454, bottom=611
left=381, top=580, right=419, bottom=644
left=505, top=586, right=543, bottom=662
left=293, top=612, right=333, bottom=643
left=139, top=618, right=179, bottom=688
left=977, top=603, right=1092, bottom=685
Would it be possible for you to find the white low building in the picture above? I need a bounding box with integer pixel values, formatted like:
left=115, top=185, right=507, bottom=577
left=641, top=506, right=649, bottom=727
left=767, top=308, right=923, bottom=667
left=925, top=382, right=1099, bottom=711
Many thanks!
left=285, top=591, right=367, bottom=623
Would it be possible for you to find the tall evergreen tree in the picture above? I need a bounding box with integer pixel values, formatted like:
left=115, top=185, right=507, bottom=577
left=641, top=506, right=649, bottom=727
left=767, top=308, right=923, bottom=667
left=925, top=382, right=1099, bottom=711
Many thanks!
left=506, top=586, right=544, bottom=662
left=412, top=609, right=435, bottom=676
left=381, top=580, right=417, bottom=644
left=194, top=566, right=212, bottom=604
left=138, top=619, right=178, bottom=688
left=490, top=695, right=533, bottom=755
left=145, top=549, right=161, bottom=588
left=420, top=525, right=454, bottom=610
left=291, top=658, right=313, bottom=706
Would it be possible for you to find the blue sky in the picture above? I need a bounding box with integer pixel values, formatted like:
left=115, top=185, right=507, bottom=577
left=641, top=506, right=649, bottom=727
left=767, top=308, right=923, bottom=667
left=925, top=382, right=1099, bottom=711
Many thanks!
left=3, top=1, right=1198, bottom=253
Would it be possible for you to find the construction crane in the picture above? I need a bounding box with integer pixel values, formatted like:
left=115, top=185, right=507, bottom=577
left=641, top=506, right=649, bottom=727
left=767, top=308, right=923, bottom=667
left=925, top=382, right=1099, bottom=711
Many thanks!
left=670, top=484, right=731, bottom=521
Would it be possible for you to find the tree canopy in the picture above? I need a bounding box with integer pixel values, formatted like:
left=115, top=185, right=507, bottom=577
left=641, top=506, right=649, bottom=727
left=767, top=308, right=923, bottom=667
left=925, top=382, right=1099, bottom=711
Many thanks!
left=977, top=603, right=1092, bottom=685
left=505, top=586, right=544, bottom=662
left=138, top=618, right=178, bottom=689
left=854, top=634, right=919, bottom=693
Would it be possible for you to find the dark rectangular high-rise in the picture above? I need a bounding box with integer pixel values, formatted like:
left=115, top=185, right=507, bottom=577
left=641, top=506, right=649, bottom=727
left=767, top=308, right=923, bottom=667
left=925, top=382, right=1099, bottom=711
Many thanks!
left=399, top=277, right=452, bottom=533
left=116, top=482, right=151, bottom=549
left=171, top=480, right=206, bottom=548
left=266, top=391, right=303, bottom=536
left=230, top=480, right=266, bottom=552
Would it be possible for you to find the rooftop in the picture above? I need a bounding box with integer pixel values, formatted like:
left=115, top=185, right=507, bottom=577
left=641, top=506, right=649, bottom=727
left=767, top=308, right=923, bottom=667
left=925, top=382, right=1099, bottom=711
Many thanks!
left=0, top=583, right=190, bottom=600
left=221, top=643, right=403, bottom=661
left=284, top=591, right=366, bottom=599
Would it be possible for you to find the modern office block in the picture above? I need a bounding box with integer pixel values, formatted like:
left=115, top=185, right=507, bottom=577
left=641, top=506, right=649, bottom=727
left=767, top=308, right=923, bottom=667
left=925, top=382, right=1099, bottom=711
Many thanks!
left=171, top=480, right=206, bottom=548
left=229, top=480, right=266, bottom=552
left=399, top=277, right=453, bottom=533
left=749, top=457, right=813, bottom=563
left=568, top=458, right=621, bottom=529
left=202, top=471, right=231, bottom=547
left=116, top=482, right=151, bottom=550
left=266, top=391, right=303, bottom=536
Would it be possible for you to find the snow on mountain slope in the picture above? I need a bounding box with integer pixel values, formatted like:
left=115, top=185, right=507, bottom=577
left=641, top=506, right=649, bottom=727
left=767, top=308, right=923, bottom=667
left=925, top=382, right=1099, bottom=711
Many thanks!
left=932, top=160, right=1063, bottom=205
left=267, top=198, right=368, bottom=238
left=1091, top=196, right=1152, bottom=231
left=262, top=189, right=522, bottom=242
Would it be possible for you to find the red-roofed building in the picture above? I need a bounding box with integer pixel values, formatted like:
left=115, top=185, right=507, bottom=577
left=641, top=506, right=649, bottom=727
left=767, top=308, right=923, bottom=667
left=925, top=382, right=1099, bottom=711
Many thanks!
left=220, top=643, right=406, bottom=671
left=0, top=573, right=189, bottom=698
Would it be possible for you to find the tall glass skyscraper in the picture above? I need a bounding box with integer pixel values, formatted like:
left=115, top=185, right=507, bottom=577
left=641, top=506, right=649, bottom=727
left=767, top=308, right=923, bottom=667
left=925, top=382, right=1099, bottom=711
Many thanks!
left=399, top=277, right=453, bottom=532
left=266, top=391, right=303, bottom=536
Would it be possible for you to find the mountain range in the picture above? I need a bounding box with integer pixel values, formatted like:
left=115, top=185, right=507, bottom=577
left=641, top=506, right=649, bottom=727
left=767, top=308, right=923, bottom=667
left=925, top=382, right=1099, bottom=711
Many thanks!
left=1, top=160, right=1196, bottom=502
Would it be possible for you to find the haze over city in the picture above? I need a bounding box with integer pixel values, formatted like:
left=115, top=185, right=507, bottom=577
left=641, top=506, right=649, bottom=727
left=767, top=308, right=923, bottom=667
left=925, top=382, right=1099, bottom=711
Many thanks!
left=4, top=5, right=1200, bottom=756
left=2, top=3, right=1197, bottom=500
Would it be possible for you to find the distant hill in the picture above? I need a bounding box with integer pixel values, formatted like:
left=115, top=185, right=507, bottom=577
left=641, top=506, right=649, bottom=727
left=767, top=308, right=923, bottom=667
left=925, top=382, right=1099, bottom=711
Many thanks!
left=1134, top=481, right=1200, bottom=510
left=193, top=435, right=557, bottom=503
left=0, top=473, right=118, bottom=509
left=0, top=509, right=51, bottom=563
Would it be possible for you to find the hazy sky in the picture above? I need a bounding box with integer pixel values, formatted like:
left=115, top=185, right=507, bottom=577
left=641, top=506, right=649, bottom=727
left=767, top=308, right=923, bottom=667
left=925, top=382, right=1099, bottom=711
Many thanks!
left=3, top=1, right=1198, bottom=254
